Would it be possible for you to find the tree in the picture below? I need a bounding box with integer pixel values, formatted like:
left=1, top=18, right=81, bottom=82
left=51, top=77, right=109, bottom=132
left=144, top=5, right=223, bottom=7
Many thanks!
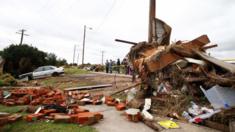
left=2, top=44, right=47, bottom=76
left=45, top=53, right=57, bottom=66
left=2, top=44, right=68, bottom=77
left=57, top=58, right=68, bottom=66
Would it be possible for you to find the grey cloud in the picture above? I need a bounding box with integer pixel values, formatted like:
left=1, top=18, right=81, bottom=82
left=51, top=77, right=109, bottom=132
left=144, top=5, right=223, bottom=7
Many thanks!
left=0, top=0, right=235, bottom=64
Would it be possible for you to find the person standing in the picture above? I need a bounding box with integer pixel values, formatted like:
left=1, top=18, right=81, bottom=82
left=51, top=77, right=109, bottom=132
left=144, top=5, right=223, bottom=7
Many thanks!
left=109, top=59, right=113, bottom=74
left=122, top=58, right=128, bottom=75
left=105, top=60, right=109, bottom=73
left=117, top=58, right=120, bottom=74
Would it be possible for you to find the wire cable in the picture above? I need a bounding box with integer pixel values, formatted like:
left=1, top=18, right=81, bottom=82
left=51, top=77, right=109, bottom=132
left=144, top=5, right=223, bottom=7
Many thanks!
left=96, top=0, right=117, bottom=31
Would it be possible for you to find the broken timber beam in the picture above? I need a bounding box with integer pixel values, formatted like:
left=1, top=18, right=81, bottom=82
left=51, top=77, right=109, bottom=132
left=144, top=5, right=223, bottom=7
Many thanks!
left=205, top=120, right=229, bottom=132
left=64, top=84, right=112, bottom=91
left=195, top=50, right=235, bottom=73
left=110, top=83, right=141, bottom=96
left=202, top=44, right=218, bottom=50
left=144, top=35, right=210, bottom=72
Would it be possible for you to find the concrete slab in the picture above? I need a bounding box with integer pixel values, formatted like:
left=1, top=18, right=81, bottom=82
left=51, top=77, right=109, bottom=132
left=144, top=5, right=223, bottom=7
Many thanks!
left=83, top=105, right=219, bottom=132
left=84, top=105, right=154, bottom=132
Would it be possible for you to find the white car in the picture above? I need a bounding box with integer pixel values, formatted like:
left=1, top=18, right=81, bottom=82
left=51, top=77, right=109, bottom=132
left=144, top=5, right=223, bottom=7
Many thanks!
left=19, top=66, right=64, bottom=80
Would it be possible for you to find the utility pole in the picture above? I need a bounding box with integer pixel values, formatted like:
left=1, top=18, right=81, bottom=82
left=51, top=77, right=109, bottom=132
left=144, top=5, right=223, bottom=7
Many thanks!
left=148, top=0, right=156, bottom=43
left=77, top=46, right=79, bottom=65
left=101, top=51, right=105, bottom=65
left=82, top=25, right=92, bottom=65
left=16, top=29, right=29, bottom=45
left=72, top=45, right=76, bottom=65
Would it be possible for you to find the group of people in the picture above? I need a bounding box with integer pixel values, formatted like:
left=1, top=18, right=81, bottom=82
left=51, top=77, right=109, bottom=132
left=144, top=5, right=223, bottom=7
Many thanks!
left=104, top=58, right=132, bottom=74
left=105, top=58, right=136, bottom=82
left=105, top=59, right=121, bottom=74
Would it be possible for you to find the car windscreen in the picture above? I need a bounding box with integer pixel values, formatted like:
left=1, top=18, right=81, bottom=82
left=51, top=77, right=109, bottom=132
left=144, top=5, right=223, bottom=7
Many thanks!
left=44, top=66, right=54, bottom=71
left=34, top=67, right=44, bottom=72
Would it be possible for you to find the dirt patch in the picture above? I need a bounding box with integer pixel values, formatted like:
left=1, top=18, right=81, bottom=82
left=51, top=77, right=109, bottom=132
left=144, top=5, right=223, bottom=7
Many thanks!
left=20, top=73, right=134, bottom=96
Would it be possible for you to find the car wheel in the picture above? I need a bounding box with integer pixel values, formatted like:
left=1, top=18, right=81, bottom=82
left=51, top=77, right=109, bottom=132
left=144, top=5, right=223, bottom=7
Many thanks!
left=52, top=72, right=59, bottom=77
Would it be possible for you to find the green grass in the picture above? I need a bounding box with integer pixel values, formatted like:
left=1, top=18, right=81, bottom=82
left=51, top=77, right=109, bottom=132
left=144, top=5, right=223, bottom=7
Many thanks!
left=64, top=67, right=90, bottom=75
left=40, top=78, right=57, bottom=86
left=38, top=77, right=97, bottom=89
left=58, top=81, right=97, bottom=90
left=0, top=104, right=27, bottom=114
left=2, top=120, right=96, bottom=132
left=0, top=105, right=96, bottom=132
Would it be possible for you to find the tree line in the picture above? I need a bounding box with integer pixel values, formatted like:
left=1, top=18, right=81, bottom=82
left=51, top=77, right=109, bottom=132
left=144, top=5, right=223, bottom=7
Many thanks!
left=0, top=44, right=67, bottom=77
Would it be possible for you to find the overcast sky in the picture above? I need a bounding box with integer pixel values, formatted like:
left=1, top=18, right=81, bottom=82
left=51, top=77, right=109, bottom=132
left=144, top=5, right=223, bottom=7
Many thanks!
left=0, top=0, right=235, bottom=64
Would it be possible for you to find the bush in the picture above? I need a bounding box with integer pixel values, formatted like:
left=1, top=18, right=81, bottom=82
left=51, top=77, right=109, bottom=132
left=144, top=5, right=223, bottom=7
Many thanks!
left=0, top=73, right=17, bottom=86
left=2, top=44, right=67, bottom=77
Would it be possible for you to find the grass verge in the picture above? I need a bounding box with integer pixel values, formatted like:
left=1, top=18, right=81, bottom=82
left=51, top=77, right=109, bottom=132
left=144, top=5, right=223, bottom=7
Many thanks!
left=0, top=105, right=96, bottom=132
left=0, top=104, right=26, bottom=114
left=64, top=67, right=90, bottom=75
left=2, top=120, right=96, bottom=132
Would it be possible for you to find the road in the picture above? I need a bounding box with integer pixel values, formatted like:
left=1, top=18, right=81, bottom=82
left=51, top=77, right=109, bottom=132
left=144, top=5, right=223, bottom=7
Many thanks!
left=84, top=104, right=219, bottom=132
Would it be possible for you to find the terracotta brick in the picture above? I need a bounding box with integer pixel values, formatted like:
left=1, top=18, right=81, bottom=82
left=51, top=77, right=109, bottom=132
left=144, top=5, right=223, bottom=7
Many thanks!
left=92, top=94, right=103, bottom=100
left=116, top=103, right=126, bottom=111
left=105, top=96, right=114, bottom=104
left=0, top=117, right=9, bottom=126
left=49, top=113, right=66, bottom=118
left=30, top=97, right=43, bottom=105
left=25, top=113, right=44, bottom=122
left=7, top=114, right=22, bottom=123
left=73, top=108, right=89, bottom=114
left=106, top=101, right=116, bottom=106
left=77, top=112, right=97, bottom=125
left=93, top=112, right=103, bottom=120
left=70, top=112, right=100, bottom=125
left=92, top=100, right=102, bottom=105
left=46, top=91, right=55, bottom=97
left=41, top=109, right=57, bottom=115
left=4, top=101, right=15, bottom=106
left=54, top=114, right=71, bottom=123
left=0, top=91, right=3, bottom=99
left=126, top=112, right=142, bottom=122
left=16, top=95, right=30, bottom=105
left=69, top=114, right=78, bottom=123
left=68, top=104, right=79, bottom=109
left=42, top=100, right=55, bottom=105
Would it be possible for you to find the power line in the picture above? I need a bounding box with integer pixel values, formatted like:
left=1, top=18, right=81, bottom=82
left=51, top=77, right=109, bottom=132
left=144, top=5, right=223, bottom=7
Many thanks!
left=96, top=0, right=117, bottom=31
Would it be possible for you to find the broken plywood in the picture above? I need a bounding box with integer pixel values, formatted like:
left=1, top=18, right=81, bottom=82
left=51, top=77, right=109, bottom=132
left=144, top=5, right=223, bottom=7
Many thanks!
left=195, top=51, right=235, bottom=73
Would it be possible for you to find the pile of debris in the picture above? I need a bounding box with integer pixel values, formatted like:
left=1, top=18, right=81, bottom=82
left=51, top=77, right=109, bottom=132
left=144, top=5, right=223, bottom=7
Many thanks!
left=114, top=15, right=235, bottom=131
left=0, top=87, right=65, bottom=106
left=124, top=23, right=235, bottom=130
left=65, top=91, right=103, bottom=105
left=0, top=87, right=103, bottom=126
left=25, top=104, right=103, bottom=125
left=0, top=112, right=22, bottom=126
left=129, top=34, right=235, bottom=90
left=0, top=73, right=17, bottom=86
